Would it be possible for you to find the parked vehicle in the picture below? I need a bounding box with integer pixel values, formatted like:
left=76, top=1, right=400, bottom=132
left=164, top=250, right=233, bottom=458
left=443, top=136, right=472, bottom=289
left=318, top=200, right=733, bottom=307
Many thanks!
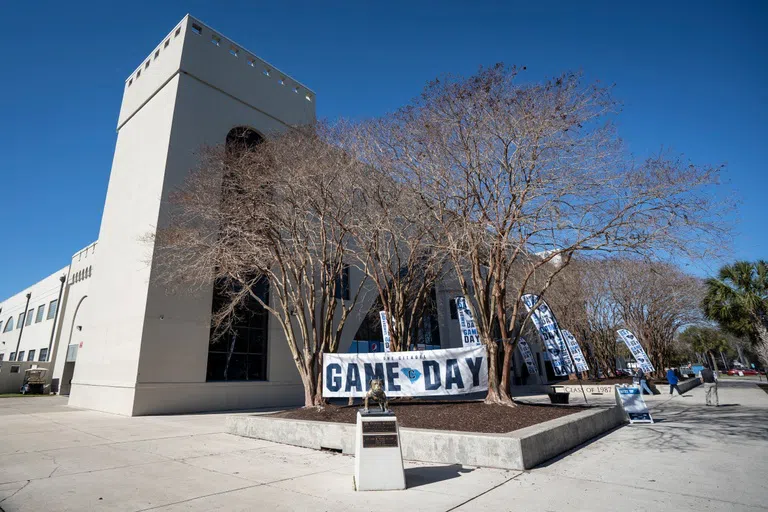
left=726, top=368, right=759, bottom=376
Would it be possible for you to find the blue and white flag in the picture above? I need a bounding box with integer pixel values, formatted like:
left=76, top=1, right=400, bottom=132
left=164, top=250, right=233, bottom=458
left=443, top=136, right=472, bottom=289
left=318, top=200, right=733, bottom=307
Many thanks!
left=455, top=296, right=482, bottom=348
left=521, top=294, right=574, bottom=376
left=617, top=329, right=654, bottom=373
left=517, top=338, right=539, bottom=375
left=322, top=345, right=488, bottom=397
left=379, top=311, right=392, bottom=353
left=561, top=330, right=589, bottom=373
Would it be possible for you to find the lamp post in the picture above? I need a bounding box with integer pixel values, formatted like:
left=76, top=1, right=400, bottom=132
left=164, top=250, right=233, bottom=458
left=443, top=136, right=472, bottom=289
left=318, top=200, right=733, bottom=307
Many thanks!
left=13, top=292, right=32, bottom=361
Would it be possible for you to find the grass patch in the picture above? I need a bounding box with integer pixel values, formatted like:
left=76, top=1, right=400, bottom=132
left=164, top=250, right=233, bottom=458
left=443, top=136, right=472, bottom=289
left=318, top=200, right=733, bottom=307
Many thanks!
left=0, top=393, right=49, bottom=398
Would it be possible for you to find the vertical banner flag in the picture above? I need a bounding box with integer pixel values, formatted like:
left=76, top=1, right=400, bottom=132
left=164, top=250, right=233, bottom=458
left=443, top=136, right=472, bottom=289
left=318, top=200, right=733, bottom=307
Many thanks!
left=517, top=338, right=539, bottom=375
left=455, top=297, right=482, bottom=348
left=379, top=311, right=392, bottom=353
left=561, top=330, right=589, bottom=373
left=521, top=294, right=574, bottom=376
left=614, top=385, right=654, bottom=423
left=617, top=329, right=654, bottom=373
left=322, top=345, right=488, bottom=397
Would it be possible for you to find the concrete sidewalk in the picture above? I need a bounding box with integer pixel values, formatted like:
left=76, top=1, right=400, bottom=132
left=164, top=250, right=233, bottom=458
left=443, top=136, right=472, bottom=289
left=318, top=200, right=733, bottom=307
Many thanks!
left=0, top=379, right=766, bottom=511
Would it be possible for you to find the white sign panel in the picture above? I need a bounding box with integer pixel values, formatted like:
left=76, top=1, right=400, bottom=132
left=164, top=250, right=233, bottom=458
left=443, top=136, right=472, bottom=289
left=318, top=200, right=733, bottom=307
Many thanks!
left=455, top=297, right=482, bottom=347
left=517, top=338, right=539, bottom=375
left=521, top=294, right=574, bottom=376
left=615, top=385, right=654, bottom=423
left=561, top=330, right=589, bottom=373
left=379, top=311, right=392, bottom=353
left=617, top=329, right=654, bottom=373
left=322, top=346, right=488, bottom=398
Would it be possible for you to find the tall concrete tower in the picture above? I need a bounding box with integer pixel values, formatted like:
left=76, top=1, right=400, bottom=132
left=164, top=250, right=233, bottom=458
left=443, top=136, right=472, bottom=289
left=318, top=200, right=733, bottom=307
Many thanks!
left=69, top=15, right=315, bottom=415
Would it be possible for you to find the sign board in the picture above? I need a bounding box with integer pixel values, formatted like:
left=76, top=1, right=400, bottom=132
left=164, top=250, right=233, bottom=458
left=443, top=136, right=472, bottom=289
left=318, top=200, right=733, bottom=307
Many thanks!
left=521, top=294, right=574, bottom=376
left=379, top=311, right=392, bottom=353
left=517, top=338, right=539, bottom=375
left=561, top=330, right=589, bottom=373
left=455, top=297, right=482, bottom=347
left=617, top=329, right=654, bottom=373
left=615, top=385, right=654, bottom=423
left=322, top=345, right=488, bottom=398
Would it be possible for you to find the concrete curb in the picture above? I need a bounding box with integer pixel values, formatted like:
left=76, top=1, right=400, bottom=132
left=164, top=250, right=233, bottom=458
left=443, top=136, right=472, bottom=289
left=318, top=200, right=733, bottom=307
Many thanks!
left=226, top=405, right=626, bottom=470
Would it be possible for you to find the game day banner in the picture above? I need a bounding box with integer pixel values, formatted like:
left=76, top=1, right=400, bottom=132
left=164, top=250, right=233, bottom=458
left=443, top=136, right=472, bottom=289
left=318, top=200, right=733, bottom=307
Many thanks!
left=521, top=294, right=574, bottom=376
left=517, top=337, right=539, bottom=375
left=561, top=330, right=589, bottom=373
left=455, top=297, right=482, bottom=347
left=322, top=345, right=488, bottom=398
left=617, top=329, right=655, bottom=374
left=379, top=311, right=392, bottom=353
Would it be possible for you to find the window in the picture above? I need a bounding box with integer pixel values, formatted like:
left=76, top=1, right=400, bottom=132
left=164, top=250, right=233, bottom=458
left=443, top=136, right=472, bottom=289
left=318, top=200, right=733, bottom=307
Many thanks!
left=154, top=50, right=160, bottom=59
left=164, top=39, right=170, bottom=48
left=47, top=300, right=58, bottom=320
left=263, top=68, right=271, bottom=77
left=39, top=348, right=48, bottom=362
left=9, top=352, right=16, bottom=361
left=0, top=321, right=3, bottom=332
left=206, top=277, right=269, bottom=382
left=17, top=351, right=24, bottom=362
left=3, top=317, right=13, bottom=332
left=17, top=313, right=24, bottom=329
left=229, top=46, right=239, bottom=57
left=35, top=305, right=45, bottom=323
left=247, top=58, right=255, bottom=67
left=10, top=365, right=20, bottom=374
left=145, top=60, right=150, bottom=69
left=0, top=353, right=4, bottom=361
left=25, top=309, right=34, bottom=326
left=449, top=298, right=458, bottom=320
left=334, top=265, right=350, bottom=301
left=211, top=34, right=221, bottom=46
left=175, top=27, right=182, bottom=37
left=27, top=350, right=35, bottom=361
left=136, top=69, right=141, bottom=78
left=191, top=23, right=202, bottom=35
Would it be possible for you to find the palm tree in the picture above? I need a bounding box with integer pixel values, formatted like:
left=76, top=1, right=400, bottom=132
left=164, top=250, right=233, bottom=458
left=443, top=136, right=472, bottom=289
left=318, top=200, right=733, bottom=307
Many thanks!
left=702, top=261, right=768, bottom=366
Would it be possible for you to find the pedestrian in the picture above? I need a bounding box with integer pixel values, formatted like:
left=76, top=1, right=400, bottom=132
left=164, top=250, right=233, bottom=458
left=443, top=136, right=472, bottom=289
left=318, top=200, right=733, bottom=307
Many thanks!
left=634, top=368, right=653, bottom=395
left=666, top=367, right=683, bottom=396
left=699, top=364, right=719, bottom=406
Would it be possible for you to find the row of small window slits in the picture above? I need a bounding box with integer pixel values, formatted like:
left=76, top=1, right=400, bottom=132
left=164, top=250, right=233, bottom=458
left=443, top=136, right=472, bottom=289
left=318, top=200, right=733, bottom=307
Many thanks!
left=128, top=23, right=313, bottom=103
left=71, top=265, right=92, bottom=285
left=0, top=299, right=59, bottom=334
left=0, top=347, right=49, bottom=364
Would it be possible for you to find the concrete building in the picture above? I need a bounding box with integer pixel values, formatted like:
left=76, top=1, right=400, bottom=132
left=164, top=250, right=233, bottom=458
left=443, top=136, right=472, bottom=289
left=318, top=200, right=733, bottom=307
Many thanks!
left=0, top=15, right=553, bottom=414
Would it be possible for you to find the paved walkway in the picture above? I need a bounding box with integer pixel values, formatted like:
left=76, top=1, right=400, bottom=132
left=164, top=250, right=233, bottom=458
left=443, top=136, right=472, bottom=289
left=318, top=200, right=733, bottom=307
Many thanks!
left=0, top=379, right=766, bottom=511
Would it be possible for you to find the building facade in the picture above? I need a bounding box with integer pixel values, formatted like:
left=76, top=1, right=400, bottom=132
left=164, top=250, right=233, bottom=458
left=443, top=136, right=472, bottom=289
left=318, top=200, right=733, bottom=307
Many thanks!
left=0, top=15, right=552, bottom=414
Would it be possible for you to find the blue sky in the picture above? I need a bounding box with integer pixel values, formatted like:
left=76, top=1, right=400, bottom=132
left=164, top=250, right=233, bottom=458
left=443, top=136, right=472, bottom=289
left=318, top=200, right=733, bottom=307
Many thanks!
left=0, top=1, right=765, bottom=299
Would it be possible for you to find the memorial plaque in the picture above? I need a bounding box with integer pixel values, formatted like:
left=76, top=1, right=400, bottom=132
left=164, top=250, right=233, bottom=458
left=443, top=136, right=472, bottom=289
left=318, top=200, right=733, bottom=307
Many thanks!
left=362, top=421, right=397, bottom=434
left=362, top=434, right=399, bottom=448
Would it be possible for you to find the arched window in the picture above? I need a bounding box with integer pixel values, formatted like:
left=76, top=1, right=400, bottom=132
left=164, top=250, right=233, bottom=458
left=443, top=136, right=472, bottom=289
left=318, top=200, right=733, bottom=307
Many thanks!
left=3, top=317, right=13, bottom=332
left=225, top=126, right=263, bottom=155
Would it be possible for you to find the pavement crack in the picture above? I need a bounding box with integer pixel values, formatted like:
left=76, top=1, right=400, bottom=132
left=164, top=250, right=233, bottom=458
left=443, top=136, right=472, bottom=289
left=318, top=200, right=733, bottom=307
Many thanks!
left=0, top=480, right=30, bottom=504
left=439, top=472, right=523, bottom=512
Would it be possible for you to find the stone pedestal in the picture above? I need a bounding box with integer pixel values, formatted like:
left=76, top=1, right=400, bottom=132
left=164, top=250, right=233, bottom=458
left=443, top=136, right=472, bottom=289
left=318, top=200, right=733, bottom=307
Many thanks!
left=354, top=410, right=406, bottom=491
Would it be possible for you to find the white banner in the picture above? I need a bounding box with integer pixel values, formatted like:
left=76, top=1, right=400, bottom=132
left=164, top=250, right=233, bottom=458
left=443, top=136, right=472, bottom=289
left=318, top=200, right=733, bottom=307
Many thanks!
left=455, top=297, right=482, bottom=347
left=562, top=330, right=589, bottom=373
left=379, top=311, right=392, bottom=353
left=521, top=294, right=574, bottom=376
left=322, top=345, right=488, bottom=398
left=517, top=338, right=539, bottom=375
left=617, top=329, right=654, bottom=373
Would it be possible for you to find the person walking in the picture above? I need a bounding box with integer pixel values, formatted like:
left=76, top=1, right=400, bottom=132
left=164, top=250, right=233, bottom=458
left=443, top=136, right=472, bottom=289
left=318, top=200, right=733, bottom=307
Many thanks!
left=699, top=365, right=719, bottom=406
left=634, top=368, right=653, bottom=395
left=666, top=367, right=683, bottom=396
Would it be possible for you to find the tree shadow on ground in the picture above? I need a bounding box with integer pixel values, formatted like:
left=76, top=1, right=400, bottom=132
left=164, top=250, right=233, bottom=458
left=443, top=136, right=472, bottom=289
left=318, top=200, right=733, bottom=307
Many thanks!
left=405, top=464, right=474, bottom=488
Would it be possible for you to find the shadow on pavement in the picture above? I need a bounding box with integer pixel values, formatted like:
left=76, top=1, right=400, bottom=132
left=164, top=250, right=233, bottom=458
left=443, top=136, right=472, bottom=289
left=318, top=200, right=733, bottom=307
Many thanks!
left=405, top=464, right=474, bottom=488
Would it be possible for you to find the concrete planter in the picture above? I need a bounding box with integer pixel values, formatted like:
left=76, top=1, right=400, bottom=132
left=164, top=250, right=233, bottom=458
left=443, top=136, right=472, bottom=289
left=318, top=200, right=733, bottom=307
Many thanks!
left=227, top=405, right=626, bottom=470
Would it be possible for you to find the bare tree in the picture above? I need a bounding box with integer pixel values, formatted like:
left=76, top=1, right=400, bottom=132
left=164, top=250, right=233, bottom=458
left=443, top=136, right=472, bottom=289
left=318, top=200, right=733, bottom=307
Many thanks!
left=609, top=259, right=704, bottom=376
left=153, top=125, right=366, bottom=407
left=353, top=64, right=727, bottom=404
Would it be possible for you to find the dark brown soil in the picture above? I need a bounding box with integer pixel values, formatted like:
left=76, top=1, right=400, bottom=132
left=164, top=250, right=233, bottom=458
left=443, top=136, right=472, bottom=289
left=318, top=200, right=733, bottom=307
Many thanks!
left=271, top=400, right=585, bottom=434
left=562, top=378, right=633, bottom=385
left=758, top=384, right=768, bottom=395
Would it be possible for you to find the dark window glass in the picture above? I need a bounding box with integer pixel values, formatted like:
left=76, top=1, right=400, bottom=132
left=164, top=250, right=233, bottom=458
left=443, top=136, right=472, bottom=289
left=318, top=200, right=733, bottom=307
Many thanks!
left=449, top=298, right=458, bottom=320
left=10, top=365, right=20, bottom=374
left=17, top=351, right=24, bottom=362
left=39, top=348, right=48, bottom=361
left=35, top=306, right=45, bottom=323
left=25, top=309, right=34, bottom=326
left=10, top=352, right=16, bottom=361
left=0, top=353, right=4, bottom=361
left=27, top=350, right=35, bottom=361
left=47, top=300, right=58, bottom=320
left=3, top=317, right=13, bottom=332
left=334, top=265, right=350, bottom=300
left=17, top=313, right=24, bottom=329
left=206, top=277, right=269, bottom=382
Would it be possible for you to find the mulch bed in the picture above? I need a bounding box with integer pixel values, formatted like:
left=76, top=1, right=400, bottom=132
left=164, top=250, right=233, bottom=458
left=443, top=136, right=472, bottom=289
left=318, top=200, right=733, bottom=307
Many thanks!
left=758, top=384, right=768, bottom=395
left=271, top=400, right=585, bottom=434
left=557, top=378, right=632, bottom=385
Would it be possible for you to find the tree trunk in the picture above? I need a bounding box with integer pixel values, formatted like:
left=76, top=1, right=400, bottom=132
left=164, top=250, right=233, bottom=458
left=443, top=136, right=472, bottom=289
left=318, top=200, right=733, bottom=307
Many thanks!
left=499, top=341, right=514, bottom=400
left=484, top=341, right=515, bottom=406
left=755, top=323, right=768, bottom=368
